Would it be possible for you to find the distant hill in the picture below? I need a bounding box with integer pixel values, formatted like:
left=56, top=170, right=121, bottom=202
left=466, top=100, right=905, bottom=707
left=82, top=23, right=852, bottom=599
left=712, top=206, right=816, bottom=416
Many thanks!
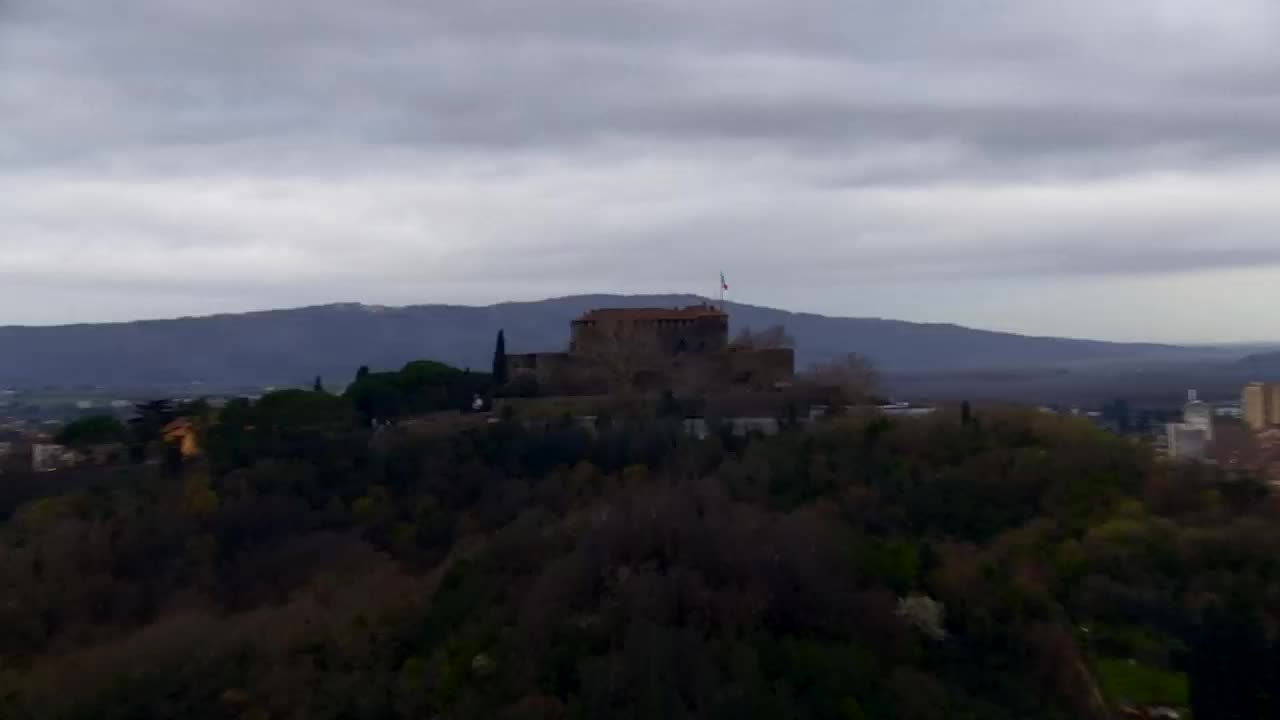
left=1239, top=350, right=1280, bottom=369
left=0, top=294, right=1206, bottom=390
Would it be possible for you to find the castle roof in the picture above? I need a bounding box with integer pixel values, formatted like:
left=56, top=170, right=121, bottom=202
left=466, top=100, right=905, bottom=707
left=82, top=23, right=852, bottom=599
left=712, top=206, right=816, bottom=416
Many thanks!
left=573, top=305, right=727, bottom=323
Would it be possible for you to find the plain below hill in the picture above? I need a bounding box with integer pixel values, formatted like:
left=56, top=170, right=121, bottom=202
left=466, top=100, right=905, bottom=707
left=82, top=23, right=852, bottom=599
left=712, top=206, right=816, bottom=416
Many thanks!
left=0, top=294, right=1216, bottom=390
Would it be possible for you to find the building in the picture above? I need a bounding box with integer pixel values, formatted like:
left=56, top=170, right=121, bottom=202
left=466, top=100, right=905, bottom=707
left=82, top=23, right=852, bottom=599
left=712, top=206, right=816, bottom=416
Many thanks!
left=1182, top=389, right=1213, bottom=441
left=1214, top=404, right=1244, bottom=419
left=1243, top=382, right=1268, bottom=431
left=505, top=352, right=577, bottom=388
left=161, top=417, right=202, bottom=458
left=1207, top=421, right=1251, bottom=473
left=31, top=443, right=79, bottom=472
left=1167, top=390, right=1213, bottom=461
left=1253, top=429, right=1280, bottom=486
left=1242, top=382, right=1280, bottom=432
left=1168, top=424, right=1209, bottom=461
left=570, top=306, right=729, bottom=356
left=507, top=304, right=795, bottom=393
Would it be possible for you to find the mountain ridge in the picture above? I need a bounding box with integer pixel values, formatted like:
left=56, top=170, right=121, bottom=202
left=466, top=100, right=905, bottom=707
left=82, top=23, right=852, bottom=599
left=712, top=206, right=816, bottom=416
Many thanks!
left=0, top=294, right=1182, bottom=346
left=0, top=294, right=1206, bottom=389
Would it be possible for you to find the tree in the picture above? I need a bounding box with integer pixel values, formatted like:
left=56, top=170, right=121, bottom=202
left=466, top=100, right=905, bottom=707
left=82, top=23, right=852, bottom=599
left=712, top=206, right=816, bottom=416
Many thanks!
left=399, top=360, right=467, bottom=413
left=344, top=360, right=474, bottom=422
left=346, top=374, right=403, bottom=423
left=313, top=376, right=325, bottom=393
left=399, top=360, right=463, bottom=388
left=130, top=400, right=177, bottom=444
left=493, top=330, right=509, bottom=387
left=7, top=396, right=1258, bottom=719
left=732, top=324, right=795, bottom=349
left=55, top=415, right=128, bottom=449
left=803, top=353, right=881, bottom=404
left=253, top=389, right=357, bottom=430
left=356, top=365, right=370, bottom=381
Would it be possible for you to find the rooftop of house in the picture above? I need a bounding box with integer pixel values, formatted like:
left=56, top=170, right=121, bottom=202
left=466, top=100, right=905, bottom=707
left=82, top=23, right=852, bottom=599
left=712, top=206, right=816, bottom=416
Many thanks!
left=573, top=305, right=727, bottom=323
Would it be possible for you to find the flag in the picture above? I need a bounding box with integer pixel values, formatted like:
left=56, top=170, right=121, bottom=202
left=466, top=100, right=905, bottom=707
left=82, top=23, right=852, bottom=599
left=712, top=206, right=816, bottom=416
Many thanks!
left=720, top=272, right=728, bottom=291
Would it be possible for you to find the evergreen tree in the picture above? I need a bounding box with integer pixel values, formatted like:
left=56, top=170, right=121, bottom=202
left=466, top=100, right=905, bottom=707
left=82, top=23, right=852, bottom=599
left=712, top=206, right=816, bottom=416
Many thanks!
left=356, top=365, right=370, bottom=382
left=492, top=330, right=508, bottom=386
left=130, top=399, right=176, bottom=447
left=56, top=415, right=129, bottom=448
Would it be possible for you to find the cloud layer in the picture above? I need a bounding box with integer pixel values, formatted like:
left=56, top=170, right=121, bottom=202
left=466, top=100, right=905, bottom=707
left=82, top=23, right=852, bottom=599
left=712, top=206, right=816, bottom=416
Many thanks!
left=5, top=0, right=1280, bottom=341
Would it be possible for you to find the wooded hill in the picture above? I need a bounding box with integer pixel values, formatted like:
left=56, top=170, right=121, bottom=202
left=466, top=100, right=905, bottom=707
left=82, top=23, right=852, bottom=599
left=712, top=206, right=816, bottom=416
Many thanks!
left=1, top=383, right=1276, bottom=719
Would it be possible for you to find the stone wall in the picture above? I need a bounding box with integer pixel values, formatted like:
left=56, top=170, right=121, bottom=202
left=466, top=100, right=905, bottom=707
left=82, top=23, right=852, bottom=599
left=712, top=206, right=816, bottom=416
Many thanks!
left=506, top=352, right=574, bottom=386
left=506, top=306, right=792, bottom=395
left=569, top=307, right=729, bottom=356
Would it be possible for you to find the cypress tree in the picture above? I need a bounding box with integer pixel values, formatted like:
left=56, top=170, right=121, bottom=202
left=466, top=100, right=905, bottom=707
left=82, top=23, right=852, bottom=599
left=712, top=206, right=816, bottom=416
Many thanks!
left=492, top=330, right=508, bottom=386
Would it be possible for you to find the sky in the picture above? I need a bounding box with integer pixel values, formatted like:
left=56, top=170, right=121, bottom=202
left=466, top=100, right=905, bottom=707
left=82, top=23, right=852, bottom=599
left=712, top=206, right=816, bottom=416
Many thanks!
left=4, top=1, right=1280, bottom=342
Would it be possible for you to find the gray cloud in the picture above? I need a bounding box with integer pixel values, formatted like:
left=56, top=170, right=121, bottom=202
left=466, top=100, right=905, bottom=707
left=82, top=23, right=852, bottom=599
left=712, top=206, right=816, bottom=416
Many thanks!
left=4, top=0, right=1280, bottom=340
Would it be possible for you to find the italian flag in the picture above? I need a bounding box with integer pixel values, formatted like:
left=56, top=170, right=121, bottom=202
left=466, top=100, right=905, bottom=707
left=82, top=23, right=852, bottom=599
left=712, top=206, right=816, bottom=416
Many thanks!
left=721, top=272, right=728, bottom=291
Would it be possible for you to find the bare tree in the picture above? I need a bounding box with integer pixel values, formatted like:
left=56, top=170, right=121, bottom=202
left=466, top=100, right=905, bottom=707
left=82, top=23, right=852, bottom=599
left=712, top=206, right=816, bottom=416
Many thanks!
left=731, top=324, right=795, bottom=349
left=803, top=352, right=880, bottom=404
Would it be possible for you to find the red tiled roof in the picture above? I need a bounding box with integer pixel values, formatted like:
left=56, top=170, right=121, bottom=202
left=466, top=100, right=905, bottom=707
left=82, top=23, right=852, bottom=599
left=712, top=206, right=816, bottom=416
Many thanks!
left=574, top=305, right=726, bottom=322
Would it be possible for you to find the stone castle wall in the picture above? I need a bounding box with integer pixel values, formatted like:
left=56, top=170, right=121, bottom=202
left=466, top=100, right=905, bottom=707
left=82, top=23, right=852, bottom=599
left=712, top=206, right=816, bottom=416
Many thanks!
left=506, top=305, right=794, bottom=394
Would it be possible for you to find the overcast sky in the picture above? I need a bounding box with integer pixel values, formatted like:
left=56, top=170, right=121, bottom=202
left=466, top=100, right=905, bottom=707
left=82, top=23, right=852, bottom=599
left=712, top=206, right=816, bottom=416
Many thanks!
left=4, top=1, right=1280, bottom=341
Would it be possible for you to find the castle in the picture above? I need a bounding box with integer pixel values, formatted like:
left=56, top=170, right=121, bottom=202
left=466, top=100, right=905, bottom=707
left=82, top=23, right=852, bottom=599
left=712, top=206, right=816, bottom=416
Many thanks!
left=506, top=304, right=794, bottom=394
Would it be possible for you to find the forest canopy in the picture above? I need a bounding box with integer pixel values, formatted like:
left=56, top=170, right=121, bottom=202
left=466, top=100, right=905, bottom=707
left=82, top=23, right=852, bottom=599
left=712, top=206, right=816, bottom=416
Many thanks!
left=0, top=390, right=1274, bottom=719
